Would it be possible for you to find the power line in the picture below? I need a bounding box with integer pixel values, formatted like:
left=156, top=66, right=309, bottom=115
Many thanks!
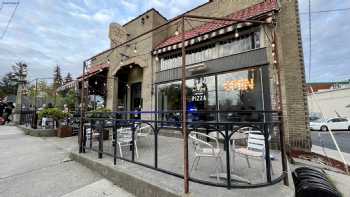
left=0, top=1, right=19, bottom=12
left=300, top=7, right=350, bottom=14
left=0, top=1, right=19, bottom=39
left=308, top=0, right=312, bottom=81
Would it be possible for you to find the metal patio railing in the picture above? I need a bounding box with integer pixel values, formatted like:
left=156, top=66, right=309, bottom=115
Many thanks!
left=80, top=110, right=288, bottom=189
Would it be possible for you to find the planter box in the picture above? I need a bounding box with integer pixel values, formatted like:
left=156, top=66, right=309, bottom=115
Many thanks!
left=57, top=126, right=73, bottom=138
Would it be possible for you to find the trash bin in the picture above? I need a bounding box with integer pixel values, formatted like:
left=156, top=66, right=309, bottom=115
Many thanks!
left=293, top=166, right=342, bottom=197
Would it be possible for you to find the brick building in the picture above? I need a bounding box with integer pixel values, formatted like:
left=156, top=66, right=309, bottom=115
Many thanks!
left=82, top=0, right=310, bottom=150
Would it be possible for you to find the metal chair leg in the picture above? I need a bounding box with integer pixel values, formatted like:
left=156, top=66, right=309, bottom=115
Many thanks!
left=195, top=157, right=201, bottom=170
left=190, top=157, right=198, bottom=173
left=246, top=156, right=251, bottom=168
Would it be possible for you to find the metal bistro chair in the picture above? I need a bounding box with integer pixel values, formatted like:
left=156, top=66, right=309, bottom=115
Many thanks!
left=234, top=130, right=274, bottom=180
left=189, top=131, right=224, bottom=182
left=117, top=127, right=139, bottom=158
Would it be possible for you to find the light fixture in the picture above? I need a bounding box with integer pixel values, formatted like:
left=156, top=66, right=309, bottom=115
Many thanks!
left=107, top=59, right=110, bottom=64
left=95, top=81, right=98, bottom=85
left=266, top=17, right=273, bottom=24
left=155, top=56, right=159, bottom=61
left=134, top=44, right=137, bottom=53
left=274, top=60, right=277, bottom=64
left=174, top=22, right=179, bottom=36
left=272, top=43, right=276, bottom=48
left=272, top=52, right=275, bottom=57
left=120, top=60, right=123, bottom=65
left=234, top=28, right=239, bottom=38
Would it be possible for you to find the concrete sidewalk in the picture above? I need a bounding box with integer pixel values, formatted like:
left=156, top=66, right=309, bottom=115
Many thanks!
left=0, top=126, right=133, bottom=197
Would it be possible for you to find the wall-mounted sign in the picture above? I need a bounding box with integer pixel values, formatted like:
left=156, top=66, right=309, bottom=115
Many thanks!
left=186, top=63, right=207, bottom=73
left=223, top=78, right=254, bottom=91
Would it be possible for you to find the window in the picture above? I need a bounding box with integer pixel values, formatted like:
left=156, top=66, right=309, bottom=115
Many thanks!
left=156, top=67, right=266, bottom=123
left=159, top=32, right=261, bottom=71
left=217, top=68, right=264, bottom=122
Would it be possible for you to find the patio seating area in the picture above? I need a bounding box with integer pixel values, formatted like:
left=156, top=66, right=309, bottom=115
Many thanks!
left=83, top=113, right=287, bottom=188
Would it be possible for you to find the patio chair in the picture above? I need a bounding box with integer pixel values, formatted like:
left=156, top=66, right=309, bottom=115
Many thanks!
left=136, top=123, right=152, bottom=138
left=234, top=130, right=274, bottom=180
left=189, top=131, right=223, bottom=182
left=117, top=127, right=139, bottom=158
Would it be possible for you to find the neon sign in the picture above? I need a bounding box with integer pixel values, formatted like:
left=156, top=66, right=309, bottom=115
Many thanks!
left=223, top=78, right=254, bottom=91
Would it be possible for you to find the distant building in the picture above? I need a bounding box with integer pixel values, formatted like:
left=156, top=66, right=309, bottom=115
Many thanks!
left=308, top=87, right=350, bottom=119
left=307, top=80, right=350, bottom=93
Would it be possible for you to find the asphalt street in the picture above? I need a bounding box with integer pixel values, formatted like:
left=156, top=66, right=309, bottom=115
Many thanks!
left=311, top=131, right=350, bottom=154
left=0, top=126, right=133, bottom=197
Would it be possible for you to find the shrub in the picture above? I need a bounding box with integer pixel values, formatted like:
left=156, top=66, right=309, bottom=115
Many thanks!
left=38, top=108, right=70, bottom=121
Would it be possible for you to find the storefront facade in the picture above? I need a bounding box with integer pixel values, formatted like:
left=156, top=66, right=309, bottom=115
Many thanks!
left=83, top=0, right=311, bottom=150
left=154, top=29, right=272, bottom=123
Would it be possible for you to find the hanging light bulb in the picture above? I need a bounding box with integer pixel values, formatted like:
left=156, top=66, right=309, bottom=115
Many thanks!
left=120, top=59, right=123, bottom=65
left=107, top=59, right=110, bottom=64
left=155, top=56, right=159, bottom=61
left=133, top=44, right=137, bottom=53
left=174, top=22, right=179, bottom=36
left=272, top=52, right=275, bottom=57
left=272, top=43, right=276, bottom=48
left=234, top=28, right=239, bottom=38
left=95, top=81, right=98, bottom=85
left=273, top=60, right=277, bottom=64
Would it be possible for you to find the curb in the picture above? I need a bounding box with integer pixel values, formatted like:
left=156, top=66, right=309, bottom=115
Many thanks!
left=69, top=152, right=181, bottom=197
left=17, top=125, right=57, bottom=137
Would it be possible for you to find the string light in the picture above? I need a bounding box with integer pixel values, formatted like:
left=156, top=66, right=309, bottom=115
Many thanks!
left=174, top=22, right=179, bottom=36
left=155, top=56, right=159, bottom=61
left=134, top=44, right=137, bottom=53
left=234, top=27, right=239, bottom=38
left=272, top=43, right=276, bottom=48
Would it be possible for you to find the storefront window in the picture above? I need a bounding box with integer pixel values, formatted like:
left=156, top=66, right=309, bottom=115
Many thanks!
left=186, top=76, right=216, bottom=122
left=157, top=81, right=181, bottom=125
left=156, top=67, right=265, bottom=124
left=217, top=68, right=264, bottom=122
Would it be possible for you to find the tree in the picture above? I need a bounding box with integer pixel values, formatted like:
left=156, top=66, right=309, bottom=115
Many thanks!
left=53, top=65, right=63, bottom=89
left=64, top=72, right=73, bottom=85
left=0, top=62, right=28, bottom=98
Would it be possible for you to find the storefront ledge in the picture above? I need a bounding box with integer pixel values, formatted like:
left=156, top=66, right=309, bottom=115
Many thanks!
left=70, top=151, right=294, bottom=197
left=17, top=125, right=57, bottom=137
left=69, top=152, right=180, bottom=197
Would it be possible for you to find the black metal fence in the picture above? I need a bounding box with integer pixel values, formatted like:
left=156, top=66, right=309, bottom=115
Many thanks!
left=19, top=110, right=36, bottom=127
left=81, top=110, right=288, bottom=189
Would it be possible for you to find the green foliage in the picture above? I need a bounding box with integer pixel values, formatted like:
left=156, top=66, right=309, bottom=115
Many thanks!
left=87, top=108, right=112, bottom=118
left=38, top=108, right=70, bottom=120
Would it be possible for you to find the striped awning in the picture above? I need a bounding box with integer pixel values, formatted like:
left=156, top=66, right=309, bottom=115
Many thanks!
left=57, top=80, right=78, bottom=92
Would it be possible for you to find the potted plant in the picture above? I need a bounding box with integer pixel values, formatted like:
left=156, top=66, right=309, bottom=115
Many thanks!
left=87, top=108, right=112, bottom=140
left=38, top=108, right=71, bottom=137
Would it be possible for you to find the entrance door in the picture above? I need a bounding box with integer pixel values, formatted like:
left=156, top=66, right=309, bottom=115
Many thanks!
left=130, top=82, right=142, bottom=119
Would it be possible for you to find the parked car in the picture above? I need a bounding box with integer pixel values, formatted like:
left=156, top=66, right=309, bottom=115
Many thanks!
left=310, top=117, right=350, bottom=131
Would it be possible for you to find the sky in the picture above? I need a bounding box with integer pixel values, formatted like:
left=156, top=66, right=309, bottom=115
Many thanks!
left=0, top=0, right=349, bottom=83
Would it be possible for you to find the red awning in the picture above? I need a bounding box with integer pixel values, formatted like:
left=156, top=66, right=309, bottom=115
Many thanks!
left=77, top=63, right=109, bottom=81
left=155, top=0, right=278, bottom=50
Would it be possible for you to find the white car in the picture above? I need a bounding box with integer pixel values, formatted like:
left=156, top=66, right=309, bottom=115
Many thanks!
left=310, top=118, right=350, bottom=131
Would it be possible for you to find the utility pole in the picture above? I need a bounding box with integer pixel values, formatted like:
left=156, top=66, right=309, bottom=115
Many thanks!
left=13, top=63, right=27, bottom=125
left=180, top=16, right=189, bottom=194
left=32, top=78, right=38, bottom=129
